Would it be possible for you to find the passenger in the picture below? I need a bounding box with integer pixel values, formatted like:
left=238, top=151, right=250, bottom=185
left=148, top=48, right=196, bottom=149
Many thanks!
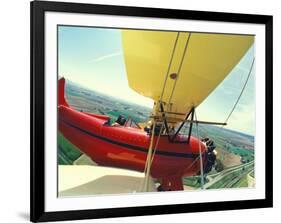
left=144, top=120, right=153, bottom=134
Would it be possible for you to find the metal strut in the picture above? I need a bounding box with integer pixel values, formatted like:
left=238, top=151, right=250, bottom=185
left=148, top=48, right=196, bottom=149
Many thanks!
left=159, top=102, right=171, bottom=139
left=171, top=107, right=194, bottom=142
left=187, top=109, right=195, bottom=144
left=155, top=104, right=226, bottom=144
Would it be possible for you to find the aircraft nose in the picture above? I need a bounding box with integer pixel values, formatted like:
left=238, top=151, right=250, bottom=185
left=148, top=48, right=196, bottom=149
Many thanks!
left=201, top=138, right=217, bottom=174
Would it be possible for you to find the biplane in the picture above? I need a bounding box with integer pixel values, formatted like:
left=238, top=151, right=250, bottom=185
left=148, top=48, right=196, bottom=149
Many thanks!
left=58, top=30, right=254, bottom=191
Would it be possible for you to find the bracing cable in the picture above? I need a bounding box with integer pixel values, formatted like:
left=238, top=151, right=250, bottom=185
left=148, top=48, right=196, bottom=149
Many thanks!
left=142, top=33, right=181, bottom=192
left=223, top=57, right=255, bottom=125
left=194, top=110, right=205, bottom=189
left=192, top=57, right=255, bottom=191
left=168, top=33, right=192, bottom=105
left=159, top=32, right=180, bottom=102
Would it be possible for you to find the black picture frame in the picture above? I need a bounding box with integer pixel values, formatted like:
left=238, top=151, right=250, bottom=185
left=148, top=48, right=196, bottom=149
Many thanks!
left=30, top=0, right=273, bottom=222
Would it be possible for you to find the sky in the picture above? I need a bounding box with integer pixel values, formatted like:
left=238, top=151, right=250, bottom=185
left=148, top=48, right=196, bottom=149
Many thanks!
left=58, top=26, right=255, bottom=135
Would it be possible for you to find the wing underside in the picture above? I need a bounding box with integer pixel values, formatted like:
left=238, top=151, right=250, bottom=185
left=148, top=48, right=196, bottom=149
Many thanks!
left=122, top=30, right=254, bottom=124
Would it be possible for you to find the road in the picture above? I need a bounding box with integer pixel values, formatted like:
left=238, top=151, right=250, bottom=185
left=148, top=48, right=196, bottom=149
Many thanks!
left=203, top=160, right=254, bottom=189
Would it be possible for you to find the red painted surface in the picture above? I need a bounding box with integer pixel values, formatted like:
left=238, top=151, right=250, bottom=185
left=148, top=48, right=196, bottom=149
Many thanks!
left=58, top=78, right=207, bottom=191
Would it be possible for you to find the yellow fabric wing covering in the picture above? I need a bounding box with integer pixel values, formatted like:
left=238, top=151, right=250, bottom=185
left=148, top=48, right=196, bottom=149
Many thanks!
left=122, top=30, right=254, bottom=124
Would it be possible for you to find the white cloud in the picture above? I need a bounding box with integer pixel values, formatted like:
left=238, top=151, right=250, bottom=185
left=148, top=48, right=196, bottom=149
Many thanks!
left=92, top=51, right=122, bottom=62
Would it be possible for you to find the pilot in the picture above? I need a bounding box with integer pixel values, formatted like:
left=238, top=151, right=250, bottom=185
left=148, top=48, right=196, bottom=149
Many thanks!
left=112, top=115, right=127, bottom=126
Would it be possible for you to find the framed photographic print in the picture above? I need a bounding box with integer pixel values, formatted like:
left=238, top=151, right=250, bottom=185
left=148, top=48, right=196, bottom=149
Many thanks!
left=30, top=0, right=273, bottom=222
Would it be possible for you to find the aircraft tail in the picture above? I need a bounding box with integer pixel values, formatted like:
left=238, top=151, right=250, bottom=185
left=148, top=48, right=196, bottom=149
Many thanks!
left=58, top=77, right=69, bottom=107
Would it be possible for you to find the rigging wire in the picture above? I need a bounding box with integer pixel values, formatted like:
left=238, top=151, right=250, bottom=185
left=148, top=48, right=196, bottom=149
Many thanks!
left=166, top=33, right=192, bottom=127
left=193, top=57, right=255, bottom=141
left=194, top=110, right=205, bottom=189
left=151, top=123, right=165, bottom=164
left=143, top=36, right=254, bottom=192
left=143, top=119, right=156, bottom=191
left=159, top=32, right=180, bottom=102
left=141, top=121, right=164, bottom=192
left=143, top=122, right=164, bottom=174
left=142, top=33, right=181, bottom=192
left=191, top=56, right=255, bottom=191
left=168, top=33, right=192, bottom=105
left=183, top=155, right=200, bottom=173
left=222, top=57, right=255, bottom=126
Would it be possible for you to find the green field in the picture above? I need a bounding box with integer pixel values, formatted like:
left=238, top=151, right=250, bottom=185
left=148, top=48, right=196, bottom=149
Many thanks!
left=224, top=146, right=254, bottom=162
left=58, top=132, right=82, bottom=165
left=183, top=161, right=254, bottom=189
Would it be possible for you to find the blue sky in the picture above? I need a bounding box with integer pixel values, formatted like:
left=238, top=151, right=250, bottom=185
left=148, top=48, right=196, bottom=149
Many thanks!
left=58, top=26, right=255, bottom=135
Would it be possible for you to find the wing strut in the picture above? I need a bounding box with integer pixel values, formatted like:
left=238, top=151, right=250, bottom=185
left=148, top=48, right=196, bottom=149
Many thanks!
left=171, top=107, right=194, bottom=142
left=159, top=102, right=171, bottom=138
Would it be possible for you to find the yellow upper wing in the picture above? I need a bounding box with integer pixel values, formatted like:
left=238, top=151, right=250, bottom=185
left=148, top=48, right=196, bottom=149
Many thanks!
left=122, top=30, right=254, bottom=123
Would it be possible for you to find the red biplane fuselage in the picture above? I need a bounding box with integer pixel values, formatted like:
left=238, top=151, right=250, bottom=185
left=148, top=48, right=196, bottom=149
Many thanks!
left=58, top=78, right=207, bottom=190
